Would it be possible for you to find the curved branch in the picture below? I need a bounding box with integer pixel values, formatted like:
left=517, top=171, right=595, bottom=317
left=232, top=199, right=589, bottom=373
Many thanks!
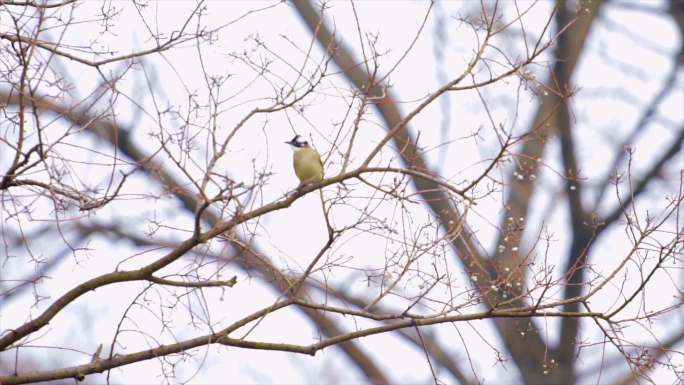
left=0, top=300, right=608, bottom=385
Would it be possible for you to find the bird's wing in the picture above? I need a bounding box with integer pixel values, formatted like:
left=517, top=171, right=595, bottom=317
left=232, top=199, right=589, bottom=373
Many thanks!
left=315, top=150, right=324, bottom=178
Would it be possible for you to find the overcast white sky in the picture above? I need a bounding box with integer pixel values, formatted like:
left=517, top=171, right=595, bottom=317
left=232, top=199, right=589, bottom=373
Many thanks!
left=1, top=0, right=683, bottom=384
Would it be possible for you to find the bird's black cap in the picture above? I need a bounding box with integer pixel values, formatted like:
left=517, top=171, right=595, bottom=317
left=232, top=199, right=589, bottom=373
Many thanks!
left=285, top=134, right=308, bottom=147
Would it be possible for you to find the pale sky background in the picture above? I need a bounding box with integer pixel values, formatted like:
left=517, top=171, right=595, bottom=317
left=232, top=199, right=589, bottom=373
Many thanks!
left=1, top=0, right=683, bottom=384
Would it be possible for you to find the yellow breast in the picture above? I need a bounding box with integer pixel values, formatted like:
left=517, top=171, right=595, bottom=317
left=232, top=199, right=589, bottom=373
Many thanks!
left=293, top=147, right=324, bottom=183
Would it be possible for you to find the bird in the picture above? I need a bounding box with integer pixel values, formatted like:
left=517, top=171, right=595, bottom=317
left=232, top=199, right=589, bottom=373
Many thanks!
left=285, top=134, right=324, bottom=185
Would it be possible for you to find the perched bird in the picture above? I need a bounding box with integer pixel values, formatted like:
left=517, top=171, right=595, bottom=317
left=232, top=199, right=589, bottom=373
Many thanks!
left=285, top=134, right=324, bottom=185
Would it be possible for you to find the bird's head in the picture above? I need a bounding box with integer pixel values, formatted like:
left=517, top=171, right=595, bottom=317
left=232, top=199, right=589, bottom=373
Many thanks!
left=285, top=134, right=309, bottom=148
